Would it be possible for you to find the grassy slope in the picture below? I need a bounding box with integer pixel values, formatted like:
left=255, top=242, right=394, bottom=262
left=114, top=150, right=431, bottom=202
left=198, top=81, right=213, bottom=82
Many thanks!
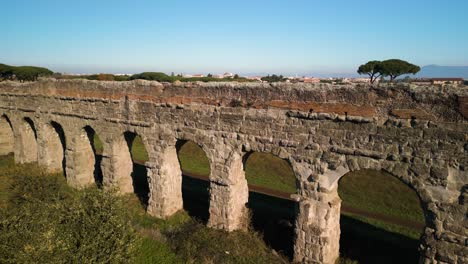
left=93, top=137, right=424, bottom=239
left=177, top=144, right=425, bottom=240
left=244, top=152, right=297, bottom=194
left=338, top=169, right=425, bottom=240
left=0, top=154, right=287, bottom=264
left=177, top=142, right=297, bottom=194
left=177, top=141, right=211, bottom=177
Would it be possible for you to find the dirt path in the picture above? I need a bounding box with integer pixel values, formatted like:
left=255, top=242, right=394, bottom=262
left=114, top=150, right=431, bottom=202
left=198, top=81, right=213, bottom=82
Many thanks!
left=126, top=164, right=424, bottom=231
left=181, top=172, right=424, bottom=230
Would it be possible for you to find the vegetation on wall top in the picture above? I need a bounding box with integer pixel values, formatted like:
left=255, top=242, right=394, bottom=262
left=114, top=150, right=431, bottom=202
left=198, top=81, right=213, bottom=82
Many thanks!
left=0, top=63, right=53, bottom=82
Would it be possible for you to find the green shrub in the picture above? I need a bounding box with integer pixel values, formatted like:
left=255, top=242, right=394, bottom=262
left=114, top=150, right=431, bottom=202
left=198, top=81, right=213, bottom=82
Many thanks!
left=167, top=221, right=288, bottom=263
left=0, top=173, right=138, bottom=264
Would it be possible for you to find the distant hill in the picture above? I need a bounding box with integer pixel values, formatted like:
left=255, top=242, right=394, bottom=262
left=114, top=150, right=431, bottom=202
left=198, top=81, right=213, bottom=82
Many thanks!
left=415, top=65, right=468, bottom=79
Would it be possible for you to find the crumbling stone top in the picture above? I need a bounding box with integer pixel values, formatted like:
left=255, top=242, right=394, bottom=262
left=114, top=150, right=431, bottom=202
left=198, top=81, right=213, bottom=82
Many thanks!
left=1, top=79, right=466, bottom=122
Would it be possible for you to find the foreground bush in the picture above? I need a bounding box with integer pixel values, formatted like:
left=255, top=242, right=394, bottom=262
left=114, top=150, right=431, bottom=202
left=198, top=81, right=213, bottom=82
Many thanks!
left=167, top=221, right=288, bottom=264
left=0, top=173, right=137, bottom=264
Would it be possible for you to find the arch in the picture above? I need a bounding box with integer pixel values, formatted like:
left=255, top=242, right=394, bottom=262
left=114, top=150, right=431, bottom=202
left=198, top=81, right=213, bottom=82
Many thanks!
left=337, top=168, right=426, bottom=264
left=17, top=117, right=38, bottom=163
left=116, top=131, right=150, bottom=206
left=176, top=140, right=211, bottom=223
left=84, top=126, right=104, bottom=185
left=40, top=121, right=66, bottom=173
left=243, top=151, right=298, bottom=260
left=66, top=125, right=101, bottom=187
left=0, top=114, right=14, bottom=155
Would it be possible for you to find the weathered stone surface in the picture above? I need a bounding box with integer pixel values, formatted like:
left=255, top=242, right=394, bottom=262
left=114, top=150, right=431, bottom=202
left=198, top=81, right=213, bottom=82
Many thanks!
left=0, top=79, right=466, bottom=264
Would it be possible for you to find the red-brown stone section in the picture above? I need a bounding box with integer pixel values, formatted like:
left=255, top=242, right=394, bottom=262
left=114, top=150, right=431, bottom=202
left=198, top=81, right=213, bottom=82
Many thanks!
left=1, top=79, right=466, bottom=121
left=390, top=108, right=435, bottom=120
left=266, top=100, right=376, bottom=117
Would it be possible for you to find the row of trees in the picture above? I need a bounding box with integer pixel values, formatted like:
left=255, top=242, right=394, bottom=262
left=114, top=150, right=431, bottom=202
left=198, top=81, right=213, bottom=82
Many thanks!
left=357, top=59, right=420, bottom=84
left=129, top=72, right=252, bottom=83
left=260, top=74, right=286, bottom=82
left=0, top=63, right=53, bottom=82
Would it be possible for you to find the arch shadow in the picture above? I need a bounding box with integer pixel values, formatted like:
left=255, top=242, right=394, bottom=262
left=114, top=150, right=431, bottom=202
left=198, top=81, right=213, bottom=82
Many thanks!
left=0, top=114, right=14, bottom=155
left=243, top=151, right=298, bottom=260
left=84, top=126, right=104, bottom=186
left=124, top=131, right=150, bottom=207
left=176, top=140, right=211, bottom=224
left=50, top=121, right=67, bottom=176
left=21, top=117, right=38, bottom=163
left=337, top=169, right=426, bottom=264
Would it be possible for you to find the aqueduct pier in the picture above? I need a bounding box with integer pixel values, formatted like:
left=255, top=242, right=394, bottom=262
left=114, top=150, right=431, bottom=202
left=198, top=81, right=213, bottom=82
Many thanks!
left=0, top=79, right=466, bottom=263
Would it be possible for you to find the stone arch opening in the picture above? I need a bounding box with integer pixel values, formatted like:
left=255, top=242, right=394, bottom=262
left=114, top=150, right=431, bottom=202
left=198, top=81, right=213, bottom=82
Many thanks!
left=175, top=140, right=211, bottom=223
left=18, top=117, right=38, bottom=163
left=83, top=126, right=104, bottom=186
left=337, top=169, right=426, bottom=264
left=0, top=115, right=14, bottom=156
left=243, top=151, right=298, bottom=260
left=41, top=121, right=67, bottom=174
left=123, top=131, right=150, bottom=207
left=66, top=125, right=101, bottom=188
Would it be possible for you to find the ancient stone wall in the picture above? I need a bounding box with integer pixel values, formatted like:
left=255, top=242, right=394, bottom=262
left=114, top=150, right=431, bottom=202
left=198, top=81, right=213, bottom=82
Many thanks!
left=0, top=79, right=466, bottom=264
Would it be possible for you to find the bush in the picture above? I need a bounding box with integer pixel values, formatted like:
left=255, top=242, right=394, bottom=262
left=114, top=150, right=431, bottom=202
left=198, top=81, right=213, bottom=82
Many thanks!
left=130, top=72, right=176, bottom=82
left=261, top=74, right=285, bottom=82
left=167, top=221, right=288, bottom=263
left=0, top=173, right=138, bottom=264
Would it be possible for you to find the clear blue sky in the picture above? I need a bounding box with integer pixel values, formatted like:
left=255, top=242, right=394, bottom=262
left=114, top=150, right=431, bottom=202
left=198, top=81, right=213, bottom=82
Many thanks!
left=2, top=0, right=467, bottom=76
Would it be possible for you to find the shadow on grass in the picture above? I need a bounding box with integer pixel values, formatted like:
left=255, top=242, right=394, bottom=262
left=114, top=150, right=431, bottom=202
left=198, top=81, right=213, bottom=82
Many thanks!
left=181, top=175, right=210, bottom=224
left=340, top=215, right=420, bottom=264
left=248, top=192, right=297, bottom=261
left=132, top=163, right=150, bottom=208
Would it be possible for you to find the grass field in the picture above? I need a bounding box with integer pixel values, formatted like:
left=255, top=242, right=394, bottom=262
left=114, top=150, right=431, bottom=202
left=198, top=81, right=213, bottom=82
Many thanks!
left=93, top=137, right=425, bottom=239
left=89, top=136, right=425, bottom=262
left=338, top=169, right=425, bottom=240
left=0, top=154, right=288, bottom=264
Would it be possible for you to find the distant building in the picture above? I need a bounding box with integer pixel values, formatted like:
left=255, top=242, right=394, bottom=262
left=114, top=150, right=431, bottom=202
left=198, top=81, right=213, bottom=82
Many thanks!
left=430, top=78, right=464, bottom=85
left=246, top=76, right=262, bottom=81
left=411, top=78, right=432, bottom=85
left=222, top=72, right=234, bottom=78
left=303, top=77, right=320, bottom=83
left=411, top=78, right=464, bottom=85
left=349, top=78, right=371, bottom=83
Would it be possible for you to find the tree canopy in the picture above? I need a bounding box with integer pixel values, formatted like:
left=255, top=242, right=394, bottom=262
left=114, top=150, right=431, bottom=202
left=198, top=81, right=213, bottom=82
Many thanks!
left=0, top=63, right=53, bottom=81
left=357, top=59, right=420, bottom=83
left=357, top=61, right=383, bottom=84
left=261, top=74, right=285, bottom=82
left=379, top=59, right=420, bottom=81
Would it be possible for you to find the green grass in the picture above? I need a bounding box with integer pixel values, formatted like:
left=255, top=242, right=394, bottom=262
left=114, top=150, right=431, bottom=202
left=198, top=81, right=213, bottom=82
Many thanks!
left=93, top=134, right=149, bottom=162
left=338, top=169, right=425, bottom=240
left=177, top=141, right=211, bottom=177
left=92, top=137, right=424, bottom=241
left=177, top=143, right=297, bottom=194
left=0, top=154, right=288, bottom=264
left=130, top=135, right=149, bottom=162
left=244, top=152, right=296, bottom=194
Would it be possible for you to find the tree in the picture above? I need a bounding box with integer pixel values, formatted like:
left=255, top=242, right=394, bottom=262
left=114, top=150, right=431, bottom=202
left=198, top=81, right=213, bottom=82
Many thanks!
left=129, top=72, right=176, bottom=82
left=207, top=73, right=213, bottom=78
left=0, top=64, right=14, bottom=80
left=380, top=59, right=420, bottom=81
left=13, top=66, right=53, bottom=81
left=0, top=64, right=53, bottom=82
left=357, top=61, right=383, bottom=84
left=233, top=74, right=239, bottom=79
left=261, top=74, right=285, bottom=82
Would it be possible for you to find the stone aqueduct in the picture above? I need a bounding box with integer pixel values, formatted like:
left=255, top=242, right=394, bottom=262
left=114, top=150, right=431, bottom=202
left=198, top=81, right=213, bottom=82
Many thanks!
left=0, top=79, right=466, bottom=263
